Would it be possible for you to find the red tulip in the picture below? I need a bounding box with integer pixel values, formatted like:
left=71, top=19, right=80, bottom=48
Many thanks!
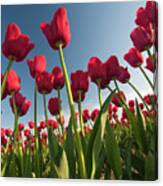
left=48, top=119, right=59, bottom=129
left=6, top=69, right=21, bottom=95
left=36, top=72, right=54, bottom=94
left=1, top=136, right=7, bottom=146
left=105, top=56, right=120, bottom=80
left=24, top=129, right=31, bottom=137
left=144, top=94, right=157, bottom=105
left=82, top=109, right=90, bottom=123
left=42, top=131, right=48, bottom=139
left=128, top=100, right=135, bottom=108
left=112, top=106, right=118, bottom=113
left=91, top=108, right=100, bottom=121
left=2, top=23, right=35, bottom=62
left=135, top=7, right=150, bottom=28
left=88, top=57, right=109, bottom=88
left=71, top=70, right=89, bottom=93
left=27, top=55, right=47, bottom=78
left=28, top=121, right=35, bottom=129
left=145, top=54, right=157, bottom=73
left=71, top=86, right=86, bottom=103
left=40, top=7, right=71, bottom=50
left=52, top=66, right=65, bottom=90
left=48, top=97, right=60, bottom=115
left=18, top=123, right=24, bottom=131
left=1, top=74, right=8, bottom=100
left=111, top=91, right=126, bottom=107
left=57, top=116, right=65, bottom=126
left=124, top=48, right=144, bottom=68
left=130, top=25, right=154, bottom=52
left=139, top=103, right=144, bottom=110
left=117, top=66, right=130, bottom=84
left=10, top=92, right=31, bottom=116
left=5, top=128, right=13, bottom=136
left=40, top=121, right=46, bottom=129
left=1, top=128, right=6, bottom=138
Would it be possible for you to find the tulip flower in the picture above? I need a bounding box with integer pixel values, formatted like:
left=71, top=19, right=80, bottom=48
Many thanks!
left=36, top=72, right=54, bottom=94
left=91, top=108, right=100, bottom=121
left=82, top=109, right=90, bottom=123
left=128, top=100, right=135, bottom=108
left=40, top=121, right=46, bottom=129
left=130, top=25, right=154, bottom=52
left=6, top=69, right=21, bottom=95
left=28, top=121, right=35, bottom=129
left=18, top=123, right=24, bottom=131
left=135, top=7, right=150, bottom=28
left=48, top=97, right=60, bottom=116
left=145, top=55, right=156, bottom=73
left=40, top=7, right=71, bottom=50
left=144, top=94, right=157, bottom=105
left=111, top=91, right=126, bottom=107
left=10, top=92, right=31, bottom=117
left=24, top=129, right=31, bottom=137
left=27, top=55, right=47, bottom=79
left=5, top=128, right=13, bottom=137
left=117, top=66, right=130, bottom=84
left=124, top=47, right=144, bottom=68
left=1, top=74, right=8, bottom=100
left=52, top=66, right=65, bottom=90
left=48, top=119, right=59, bottom=130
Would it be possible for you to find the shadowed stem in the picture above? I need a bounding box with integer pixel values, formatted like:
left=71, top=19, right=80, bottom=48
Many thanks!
left=78, top=91, right=85, bottom=136
left=57, top=89, right=65, bottom=140
left=139, top=66, right=154, bottom=91
left=128, top=81, right=150, bottom=112
left=58, top=43, right=87, bottom=178
left=34, top=82, right=40, bottom=177
left=97, top=80, right=102, bottom=108
left=1, top=59, right=13, bottom=99
left=43, top=93, right=48, bottom=128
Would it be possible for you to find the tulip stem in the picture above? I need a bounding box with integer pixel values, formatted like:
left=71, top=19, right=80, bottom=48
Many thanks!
left=34, top=82, right=40, bottom=177
left=1, top=59, right=13, bottom=99
left=128, top=81, right=150, bottom=112
left=12, top=93, right=18, bottom=140
left=43, top=93, right=48, bottom=128
left=58, top=43, right=87, bottom=178
left=57, top=89, right=65, bottom=140
left=139, top=66, right=154, bottom=91
left=78, top=91, right=85, bottom=136
left=97, top=80, right=102, bottom=108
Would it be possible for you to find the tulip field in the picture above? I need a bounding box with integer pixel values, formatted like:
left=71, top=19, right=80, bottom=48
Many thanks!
left=1, top=1, right=158, bottom=180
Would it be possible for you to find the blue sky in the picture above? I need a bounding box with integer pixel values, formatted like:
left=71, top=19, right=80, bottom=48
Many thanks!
left=1, top=1, right=153, bottom=128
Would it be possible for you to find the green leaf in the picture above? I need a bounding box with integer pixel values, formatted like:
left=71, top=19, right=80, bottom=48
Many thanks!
left=85, top=90, right=116, bottom=178
left=64, top=121, right=76, bottom=178
left=104, top=121, right=122, bottom=179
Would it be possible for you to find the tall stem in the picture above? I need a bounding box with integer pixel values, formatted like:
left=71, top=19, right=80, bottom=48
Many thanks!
left=97, top=80, right=102, bottom=108
left=139, top=66, right=154, bottom=91
left=128, top=81, right=150, bottom=112
left=57, top=89, right=65, bottom=140
left=58, top=43, right=86, bottom=178
left=34, top=82, right=40, bottom=177
left=43, top=93, right=48, bottom=127
left=1, top=60, right=13, bottom=99
left=78, top=91, right=85, bottom=136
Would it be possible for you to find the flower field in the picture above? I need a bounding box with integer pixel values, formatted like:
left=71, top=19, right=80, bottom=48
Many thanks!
left=1, top=1, right=158, bottom=180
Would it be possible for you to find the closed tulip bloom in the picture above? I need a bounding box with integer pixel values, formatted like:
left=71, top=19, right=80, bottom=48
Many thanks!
left=135, top=7, right=150, bottom=28
left=88, top=57, right=109, bottom=88
left=28, top=121, right=35, bottom=129
left=117, top=66, right=130, bottom=84
left=24, top=129, right=31, bottom=137
left=42, top=131, right=48, bottom=139
left=1, top=74, right=8, bottom=100
left=10, top=92, right=31, bottom=116
left=48, top=119, right=59, bottom=129
left=40, top=121, right=46, bottom=129
left=130, top=25, right=154, bottom=52
left=6, top=69, right=21, bottom=95
left=91, top=108, right=100, bottom=121
left=36, top=72, right=54, bottom=94
left=40, top=7, right=71, bottom=50
left=57, top=116, right=65, bottom=126
left=2, top=23, right=35, bottom=62
left=71, top=86, right=86, bottom=103
left=27, top=55, right=47, bottom=78
left=144, top=94, right=157, bottom=105
left=52, top=66, right=65, bottom=89
left=71, top=70, right=89, bottom=93
left=128, top=100, right=135, bottom=108
left=111, top=91, right=126, bottom=107
left=5, top=128, right=13, bottom=136
left=82, top=109, right=90, bottom=123
left=145, top=55, right=156, bottom=73
left=48, top=97, right=60, bottom=115
left=18, top=123, right=24, bottom=131
left=124, top=48, right=144, bottom=68
left=105, top=56, right=120, bottom=80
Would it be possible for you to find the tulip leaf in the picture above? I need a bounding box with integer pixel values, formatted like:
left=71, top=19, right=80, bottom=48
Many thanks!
left=85, top=90, right=116, bottom=178
left=104, top=120, right=122, bottom=179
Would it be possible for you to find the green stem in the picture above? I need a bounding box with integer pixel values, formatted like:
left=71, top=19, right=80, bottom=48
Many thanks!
left=1, top=59, right=13, bottom=99
left=128, top=81, right=150, bottom=112
left=97, top=80, right=102, bottom=108
left=58, top=43, right=87, bottom=178
left=43, top=93, right=48, bottom=127
left=78, top=91, right=85, bottom=136
left=34, top=82, right=40, bottom=177
left=57, top=89, right=65, bottom=140
left=139, top=66, right=154, bottom=91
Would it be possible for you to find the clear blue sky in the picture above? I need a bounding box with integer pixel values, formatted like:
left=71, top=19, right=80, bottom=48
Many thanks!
left=1, top=1, right=153, bottom=129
